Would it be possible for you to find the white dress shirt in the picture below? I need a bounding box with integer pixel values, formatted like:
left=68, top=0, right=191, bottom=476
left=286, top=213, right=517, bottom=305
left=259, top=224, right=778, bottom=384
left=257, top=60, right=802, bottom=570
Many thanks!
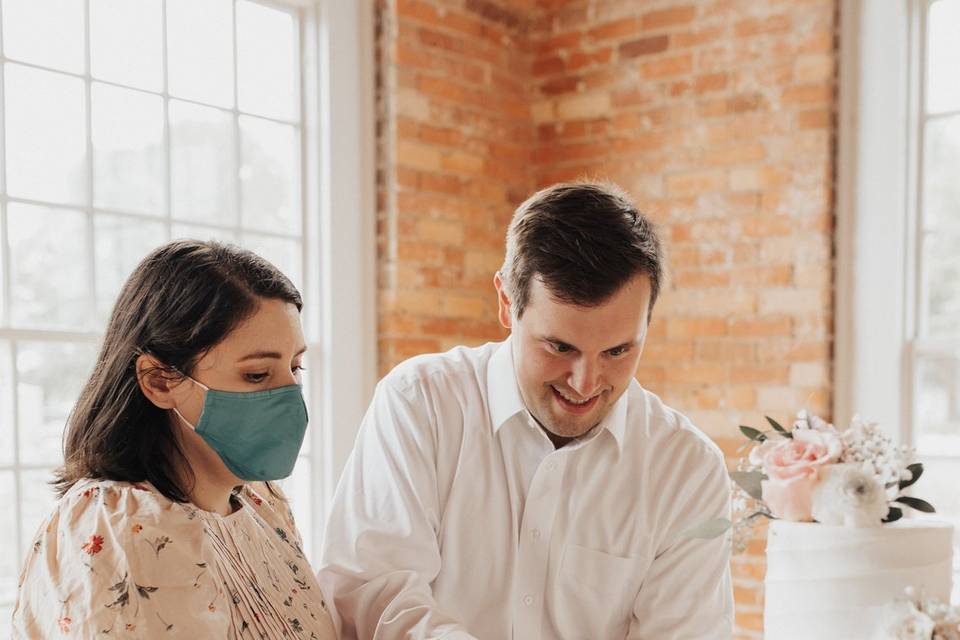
left=318, top=339, right=733, bottom=640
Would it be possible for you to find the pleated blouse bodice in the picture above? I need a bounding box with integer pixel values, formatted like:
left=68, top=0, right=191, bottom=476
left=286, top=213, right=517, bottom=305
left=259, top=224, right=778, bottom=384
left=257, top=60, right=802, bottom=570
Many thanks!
left=13, top=478, right=336, bottom=639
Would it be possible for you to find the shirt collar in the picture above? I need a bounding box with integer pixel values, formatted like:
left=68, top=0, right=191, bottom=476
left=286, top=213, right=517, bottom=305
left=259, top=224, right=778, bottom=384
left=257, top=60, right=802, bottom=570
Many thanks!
left=487, top=337, right=526, bottom=433
left=487, top=336, right=630, bottom=453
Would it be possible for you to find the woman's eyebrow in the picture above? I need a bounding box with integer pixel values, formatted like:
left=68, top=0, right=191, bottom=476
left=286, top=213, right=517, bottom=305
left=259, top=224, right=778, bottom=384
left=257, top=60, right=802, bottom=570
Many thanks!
left=236, top=346, right=308, bottom=362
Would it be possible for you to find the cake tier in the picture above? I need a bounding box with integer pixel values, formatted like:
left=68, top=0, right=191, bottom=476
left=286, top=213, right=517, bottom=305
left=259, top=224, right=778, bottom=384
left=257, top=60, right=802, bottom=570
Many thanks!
left=764, top=519, right=954, bottom=640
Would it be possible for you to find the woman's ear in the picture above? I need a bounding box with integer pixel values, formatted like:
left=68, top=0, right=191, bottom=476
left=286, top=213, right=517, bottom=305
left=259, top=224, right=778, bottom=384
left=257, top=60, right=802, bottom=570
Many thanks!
left=135, top=354, right=182, bottom=409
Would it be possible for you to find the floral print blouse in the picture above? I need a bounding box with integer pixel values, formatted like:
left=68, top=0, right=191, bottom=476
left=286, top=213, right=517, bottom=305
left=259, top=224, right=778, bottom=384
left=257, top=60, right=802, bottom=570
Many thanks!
left=12, top=478, right=336, bottom=639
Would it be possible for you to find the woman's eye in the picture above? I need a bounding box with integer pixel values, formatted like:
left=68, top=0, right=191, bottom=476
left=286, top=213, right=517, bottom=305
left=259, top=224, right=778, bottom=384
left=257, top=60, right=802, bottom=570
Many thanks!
left=244, top=372, right=269, bottom=383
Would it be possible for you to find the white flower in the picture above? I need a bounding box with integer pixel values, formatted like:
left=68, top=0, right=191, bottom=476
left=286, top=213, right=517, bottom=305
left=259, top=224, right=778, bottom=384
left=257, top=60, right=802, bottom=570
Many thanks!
left=811, top=464, right=888, bottom=527
left=839, top=416, right=912, bottom=490
left=877, top=600, right=935, bottom=640
left=793, top=410, right=836, bottom=432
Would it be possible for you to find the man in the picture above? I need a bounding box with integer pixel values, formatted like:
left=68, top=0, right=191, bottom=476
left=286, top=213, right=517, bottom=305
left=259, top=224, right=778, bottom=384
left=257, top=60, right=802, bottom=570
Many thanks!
left=318, top=182, right=733, bottom=639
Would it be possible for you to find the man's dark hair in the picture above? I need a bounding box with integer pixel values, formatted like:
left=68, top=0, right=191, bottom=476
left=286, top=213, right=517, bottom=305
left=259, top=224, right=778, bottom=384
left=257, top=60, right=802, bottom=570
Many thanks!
left=54, top=239, right=302, bottom=503
left=500, top=181, right=664, bottom=319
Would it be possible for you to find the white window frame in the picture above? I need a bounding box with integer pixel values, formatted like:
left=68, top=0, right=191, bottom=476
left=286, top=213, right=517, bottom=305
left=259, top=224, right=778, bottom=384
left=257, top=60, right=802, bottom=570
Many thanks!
left=835, top=0, right=959, bottom=597
left=303, top=0, right=377, bottom=532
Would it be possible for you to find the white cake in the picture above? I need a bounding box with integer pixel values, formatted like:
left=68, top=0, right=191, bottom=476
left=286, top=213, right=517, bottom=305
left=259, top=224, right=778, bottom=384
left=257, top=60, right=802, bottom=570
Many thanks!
left=764, top=519, right=954, bottom=639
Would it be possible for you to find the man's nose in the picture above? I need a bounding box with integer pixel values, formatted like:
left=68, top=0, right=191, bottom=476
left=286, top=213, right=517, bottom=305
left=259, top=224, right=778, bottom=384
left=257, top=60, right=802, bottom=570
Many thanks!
left=567, top=357, right=602, bottom=398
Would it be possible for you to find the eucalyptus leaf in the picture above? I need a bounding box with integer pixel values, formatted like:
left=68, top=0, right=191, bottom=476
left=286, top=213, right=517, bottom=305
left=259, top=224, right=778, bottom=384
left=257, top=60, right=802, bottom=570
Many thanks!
left=894, top=496, right=936, bottom=513
left=730, top=471, right=765, bottom=501
left=739, top=426, right=767, bottom=442
left=766, top=416, right=792, bottom=438
left=882, top=507, right=903, bottom=523
left=898, top=463, right=924, bottom=490
left=681, top=517, right=732, bottom=539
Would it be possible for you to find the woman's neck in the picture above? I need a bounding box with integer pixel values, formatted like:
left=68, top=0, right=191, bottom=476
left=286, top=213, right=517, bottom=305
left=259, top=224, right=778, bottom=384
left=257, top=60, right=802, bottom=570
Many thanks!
left=176, top=422, right=242, bottom=516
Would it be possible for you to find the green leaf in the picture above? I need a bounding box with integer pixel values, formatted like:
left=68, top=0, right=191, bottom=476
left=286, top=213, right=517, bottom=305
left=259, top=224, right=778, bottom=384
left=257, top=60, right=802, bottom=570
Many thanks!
left=766, top=416, right=792, bottom=438
left=681, top=517, right=732, bottom=539
left=894, top=496, right=936, bottom=513
left=730, top=471, right=765, bottom=501
left=882, top=506, right=903, bottom=523
left=898, top=463, right=924, bottom=490
left=739, top=426, right=767, bottom=442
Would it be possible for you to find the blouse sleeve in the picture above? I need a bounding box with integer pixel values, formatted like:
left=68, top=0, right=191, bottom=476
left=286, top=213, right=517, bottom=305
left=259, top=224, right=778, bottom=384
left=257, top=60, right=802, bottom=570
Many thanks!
left=13, top=481, right=230, bottom=639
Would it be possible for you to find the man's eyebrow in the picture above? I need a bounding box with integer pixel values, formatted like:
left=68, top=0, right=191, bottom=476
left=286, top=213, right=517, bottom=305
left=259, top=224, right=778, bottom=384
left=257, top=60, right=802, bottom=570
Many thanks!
left=543, top=336, right=636, bottom=351
left=236, top=346, right=308, bottom=362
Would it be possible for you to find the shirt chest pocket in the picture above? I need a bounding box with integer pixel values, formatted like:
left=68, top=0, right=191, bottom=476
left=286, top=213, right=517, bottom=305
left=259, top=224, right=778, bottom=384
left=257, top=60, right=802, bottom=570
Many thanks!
left=553, top=543, right=652, bottom=640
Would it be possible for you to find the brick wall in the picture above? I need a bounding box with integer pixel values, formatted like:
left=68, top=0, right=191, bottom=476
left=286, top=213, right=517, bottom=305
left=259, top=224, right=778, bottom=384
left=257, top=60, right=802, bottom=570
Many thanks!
left=377, top=0, right=838, bottom=636
left=376, top=0, right=535, bottom=373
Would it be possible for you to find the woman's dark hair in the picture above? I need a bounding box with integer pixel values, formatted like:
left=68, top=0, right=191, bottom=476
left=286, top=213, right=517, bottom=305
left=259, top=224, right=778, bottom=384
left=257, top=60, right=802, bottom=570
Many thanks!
left=54, top=240, right=302, bottom=502
left=500, top=181, right=664, bottom=320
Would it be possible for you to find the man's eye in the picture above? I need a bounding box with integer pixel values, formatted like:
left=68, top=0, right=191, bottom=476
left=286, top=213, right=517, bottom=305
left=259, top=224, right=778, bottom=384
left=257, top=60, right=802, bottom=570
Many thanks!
left=552, top=342, right=572, bottom=353
left=608, top=347, right=628, bottom=357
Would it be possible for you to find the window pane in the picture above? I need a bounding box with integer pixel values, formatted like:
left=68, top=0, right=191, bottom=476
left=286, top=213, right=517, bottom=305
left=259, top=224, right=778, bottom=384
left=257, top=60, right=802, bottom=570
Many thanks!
left=167, top=0, right=234, bottom=107
left=171, top=224, right=238, bottom=244
left=240, top=234, right=302, bottom=291
left=915, top=352, right=960, bottom=455
left=17, top=341, right=96, bottom=466
left=240, top=116, right=300, bottom=234
left=4, top=64, right=86, bottom=204
left=94, top=214, right=167, bottom=322
left=8, top=204, right=91, bottom=330
left=92, top=84, right=165, bottom=214
left=0, top=471, right=16, bottom=604
left=2, top=0, right=84, bottom=73
left=923, top=115, right=960, bottom=232
left=922, top=232, right=960, bottom=337
left=0, top=341, right=13, bottom=466
left=928, top=0, right=960, bottom=114
left=170, top=100, right=237, bottom=225
left=19, top=469, right=57, bottom=557
left=90, top=0, right=163, bottom=91
left=237, top=1, right=297, bottom=121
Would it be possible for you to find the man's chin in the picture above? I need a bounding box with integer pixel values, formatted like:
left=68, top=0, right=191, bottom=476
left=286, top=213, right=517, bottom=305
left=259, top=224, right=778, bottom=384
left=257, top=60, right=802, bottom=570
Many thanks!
left=544, top=414, right=599, bottom=440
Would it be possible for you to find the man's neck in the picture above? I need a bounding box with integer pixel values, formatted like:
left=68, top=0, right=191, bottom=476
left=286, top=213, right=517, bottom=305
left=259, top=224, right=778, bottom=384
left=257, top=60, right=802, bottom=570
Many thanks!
left=543, top=426, right=579, bottom=449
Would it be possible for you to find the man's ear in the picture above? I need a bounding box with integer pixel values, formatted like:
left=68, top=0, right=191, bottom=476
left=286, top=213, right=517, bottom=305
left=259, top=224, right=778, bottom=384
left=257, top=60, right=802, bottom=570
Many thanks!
left=493, top=272, right=513, bottom=330
left=135, top=354, right=182, bottom=409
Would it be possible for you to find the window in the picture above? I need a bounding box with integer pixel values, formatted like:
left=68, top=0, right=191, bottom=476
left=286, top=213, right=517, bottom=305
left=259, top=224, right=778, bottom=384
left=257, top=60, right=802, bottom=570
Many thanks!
left=0, top=0, right=379, bottom=627
left=836, top=0, right=960, bottom=602
left=909, top=0, right=960, bottom=549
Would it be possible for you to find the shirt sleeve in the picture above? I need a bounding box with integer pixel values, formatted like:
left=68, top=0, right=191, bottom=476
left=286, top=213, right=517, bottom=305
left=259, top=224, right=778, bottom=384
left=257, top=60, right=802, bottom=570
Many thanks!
left=628, top=434, right=735, bottom=639
left=13, top=481, right=229, bottom=639
left=317, top=376, right=479, bottom=640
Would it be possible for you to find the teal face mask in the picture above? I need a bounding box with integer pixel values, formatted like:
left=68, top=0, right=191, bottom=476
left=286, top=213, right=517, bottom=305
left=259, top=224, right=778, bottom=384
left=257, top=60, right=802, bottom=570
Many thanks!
left=174, top=376, right=308, bottom=481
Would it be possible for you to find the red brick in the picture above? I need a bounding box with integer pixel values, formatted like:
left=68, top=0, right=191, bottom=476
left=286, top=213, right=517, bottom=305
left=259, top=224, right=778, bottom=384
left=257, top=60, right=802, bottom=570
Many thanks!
left=641, top=52, right=693, bottom=78
left=735, top=14, right=792, bottom=38
left=588, top=17, right=640, bottom=42
left=642, top=5, right=697, bottom=30
left=620, top=35, right=669, bottom=59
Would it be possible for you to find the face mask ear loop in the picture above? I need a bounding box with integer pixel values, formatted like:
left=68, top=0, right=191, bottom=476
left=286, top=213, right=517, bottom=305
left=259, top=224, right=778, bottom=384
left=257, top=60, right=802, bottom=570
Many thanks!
left=171, top=372, right=209, bottom=431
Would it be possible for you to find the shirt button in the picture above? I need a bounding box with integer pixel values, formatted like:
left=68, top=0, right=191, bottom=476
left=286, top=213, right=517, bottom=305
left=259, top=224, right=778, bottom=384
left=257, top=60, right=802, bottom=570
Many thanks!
left=531, top=528, right=541, bottom=539
left=522, top=594, right=534, bottom=606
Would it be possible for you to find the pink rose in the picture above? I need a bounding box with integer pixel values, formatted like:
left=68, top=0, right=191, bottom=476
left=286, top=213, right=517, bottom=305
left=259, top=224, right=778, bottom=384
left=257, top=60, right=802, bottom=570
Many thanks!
left=750, top=429, right=843, bottom=521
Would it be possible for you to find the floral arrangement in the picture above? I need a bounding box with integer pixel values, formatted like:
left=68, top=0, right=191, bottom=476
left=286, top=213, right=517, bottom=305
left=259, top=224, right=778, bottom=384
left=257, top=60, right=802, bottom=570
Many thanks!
left=879, top=587, right=960, bottom=640
left=686, top=411, right=935, bottom=548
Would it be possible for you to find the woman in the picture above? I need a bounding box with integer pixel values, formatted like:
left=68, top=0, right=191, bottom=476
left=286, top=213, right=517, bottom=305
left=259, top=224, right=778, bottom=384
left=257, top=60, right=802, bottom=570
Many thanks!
left=13, top=240, right=336, bottom=639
